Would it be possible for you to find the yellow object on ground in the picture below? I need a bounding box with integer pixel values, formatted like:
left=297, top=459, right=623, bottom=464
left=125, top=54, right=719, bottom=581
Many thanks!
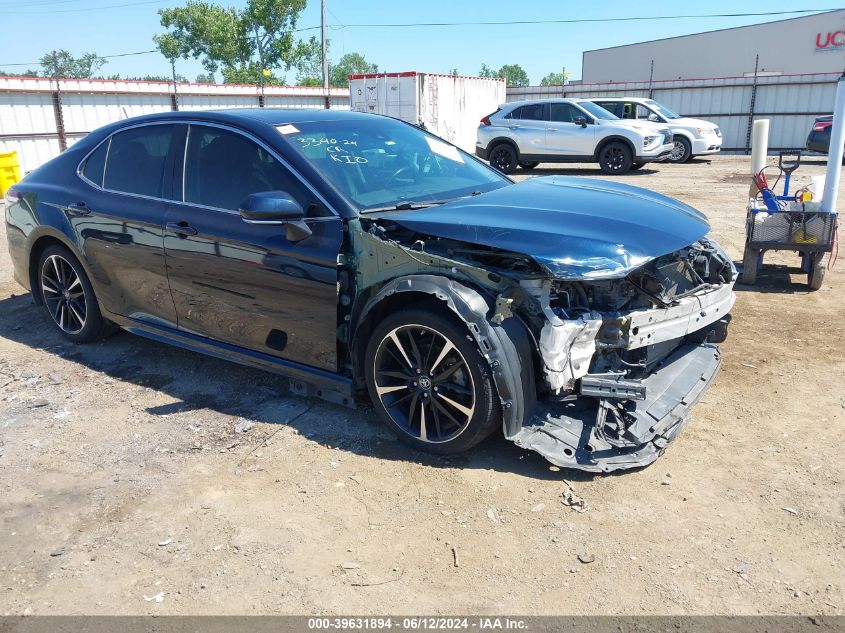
left=791, top=228, right=819, bottom=244
left=0, top=151, right=22, bottom=197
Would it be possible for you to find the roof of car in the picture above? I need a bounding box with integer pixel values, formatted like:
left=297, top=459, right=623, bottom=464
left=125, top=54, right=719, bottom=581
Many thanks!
left=499, top=98, right=581, bottom=108
left=108, top=107, right=377, bottom=128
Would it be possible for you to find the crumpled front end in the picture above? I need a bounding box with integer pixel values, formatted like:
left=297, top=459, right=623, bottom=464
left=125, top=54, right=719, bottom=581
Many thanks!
left=512, top=237, right=736, bottom=472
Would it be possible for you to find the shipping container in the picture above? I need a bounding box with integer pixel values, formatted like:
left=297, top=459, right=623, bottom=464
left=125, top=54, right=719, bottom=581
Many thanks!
left=349, top=72, right=506, bottom=154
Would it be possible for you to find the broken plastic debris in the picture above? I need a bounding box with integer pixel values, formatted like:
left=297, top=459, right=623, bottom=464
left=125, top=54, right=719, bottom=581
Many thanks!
left=143, top=592, right=165, bottom=603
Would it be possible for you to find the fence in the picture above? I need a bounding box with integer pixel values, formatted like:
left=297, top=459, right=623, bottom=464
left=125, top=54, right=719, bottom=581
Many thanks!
left=0, top=75, right=349, bottom=173
left=506, top=71, right=838, bottom=153
left=1, top=71, right=837, bottom=173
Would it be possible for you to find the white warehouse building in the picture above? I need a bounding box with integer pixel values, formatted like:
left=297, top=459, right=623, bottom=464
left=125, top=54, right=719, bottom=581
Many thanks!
left=582, top=9, right=845, bottom=83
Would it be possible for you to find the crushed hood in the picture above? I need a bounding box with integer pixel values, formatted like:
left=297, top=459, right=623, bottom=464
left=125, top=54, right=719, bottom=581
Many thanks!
left=373, top=176, right=710, bottom=279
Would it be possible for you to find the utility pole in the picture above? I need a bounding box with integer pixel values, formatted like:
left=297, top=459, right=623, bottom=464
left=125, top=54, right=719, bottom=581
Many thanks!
left=321, top=0, right=330, bottom=109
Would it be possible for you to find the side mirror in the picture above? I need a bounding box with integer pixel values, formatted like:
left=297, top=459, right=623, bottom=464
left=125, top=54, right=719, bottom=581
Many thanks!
left=574, top=116, right=588, bottom=128
left=648, top=113, right=660, bottom=122
left=239, top=191, right=312, bottom=242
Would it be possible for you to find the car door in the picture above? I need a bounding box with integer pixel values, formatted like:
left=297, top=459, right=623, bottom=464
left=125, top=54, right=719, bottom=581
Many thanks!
left=163, top=123, right=343, bottom=372
left=545, top=103, right=596, bottom=156
left=75, top=123, right=182, bottom=327
left=504, top=103, right=548, bottom=156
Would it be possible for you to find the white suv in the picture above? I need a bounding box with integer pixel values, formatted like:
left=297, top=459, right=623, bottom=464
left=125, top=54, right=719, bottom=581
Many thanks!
left=476, top=98, right=673, bottom=175
left=589, top=97, right=722, bottom=163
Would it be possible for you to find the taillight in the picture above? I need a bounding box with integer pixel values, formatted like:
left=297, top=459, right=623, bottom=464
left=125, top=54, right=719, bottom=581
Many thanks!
left=4, top=186, right=20, bottom=206
left=480, top=109, right=500, bottom=126
left=814, top=120, right=832, bottom=132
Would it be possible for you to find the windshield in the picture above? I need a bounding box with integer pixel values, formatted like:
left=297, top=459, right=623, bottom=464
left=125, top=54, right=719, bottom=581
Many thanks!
left=279, top=117, right=509, bottom=212
left=577, top=101, right=619, bottom=120
left=646, top=100, right=681, bottom=120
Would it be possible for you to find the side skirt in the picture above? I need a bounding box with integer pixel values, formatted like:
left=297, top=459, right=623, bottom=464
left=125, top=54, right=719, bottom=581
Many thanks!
left=105, top=311, right=355, bottom=408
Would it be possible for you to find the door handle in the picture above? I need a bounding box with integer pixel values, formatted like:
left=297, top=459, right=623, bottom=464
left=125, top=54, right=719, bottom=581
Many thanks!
left=548, top=127, right=559, bottom=132
left=509, top=125, right=522, bottom=129
left=65, top=201, right=91, bottom=216
left=165, top=222, right=198, bottom=237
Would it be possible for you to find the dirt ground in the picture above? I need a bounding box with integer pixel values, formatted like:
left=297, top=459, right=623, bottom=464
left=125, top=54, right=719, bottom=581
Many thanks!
left=0, top=155, right=843, bottom=616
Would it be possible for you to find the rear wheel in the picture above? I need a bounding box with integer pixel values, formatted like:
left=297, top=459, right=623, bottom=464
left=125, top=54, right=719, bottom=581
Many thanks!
left=668, top=137, right=692, bottom=163
left=742, top=247, right=760, bottom=284
left=37, top=245, right=111, bottom=343
left=598, top=142, right=633, bottom=175
left=489, top=144, right=518, bottom=174
left=519, top=161, right=539, bottom=170
left=808, top=253, right=826, bottom=290
left=364, top=308, right=501, bottom=454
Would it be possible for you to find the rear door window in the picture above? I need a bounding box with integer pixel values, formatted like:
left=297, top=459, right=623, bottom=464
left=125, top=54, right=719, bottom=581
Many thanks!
left=594, top=102, right=620, bottom=117
left=517, top=103, right=548, bottom=121
left=104, top=125, right=177, bottom=198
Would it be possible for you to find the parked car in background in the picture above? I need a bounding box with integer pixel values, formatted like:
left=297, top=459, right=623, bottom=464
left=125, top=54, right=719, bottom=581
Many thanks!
left=590, top=97, right=722, bottom=164
left=476, top=98, right=674, bottom=175
left=5, top=108, right=735, bottom=473
left=806, top=115, right=833, bottom=154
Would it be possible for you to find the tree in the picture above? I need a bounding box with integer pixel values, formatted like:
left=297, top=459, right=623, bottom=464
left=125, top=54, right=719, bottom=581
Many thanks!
left=154, top=0, right=306, bottom=85
left=293, top=35, right=323, bottom=86
left=0, top=69, right=39, bottom=77
left=40, top=50, right=106, bottom=79
left=478, top=63, right=496, bottom=78
left=449, top=68, right=459, bottom=76
left=477, top=63, right=530, bottom=86
left=540, top=69, right=571, bottom=86
left=195, top=72, right=217, bottom=83
left=497, top=64, right=529, bottom=87
left=329, top=52, right=377, bottom=87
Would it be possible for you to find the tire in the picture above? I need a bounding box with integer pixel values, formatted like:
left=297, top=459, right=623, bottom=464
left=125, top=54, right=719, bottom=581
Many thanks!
left=37, top=245, right=111, bottom=343
left=488, top=144, right=518, bottom=175
left=668, top=137, right=692, bottom=163
left=519, top=161, right=539, bottom=170
left=742, top=247, right=760, bottom=284
left=364, top=308, right=501, bottom=454
left=808, top=253, right=826, bottom=290
left=630, top=162, right=646, bottom=170
left=598, top=142, right=634, bottom=175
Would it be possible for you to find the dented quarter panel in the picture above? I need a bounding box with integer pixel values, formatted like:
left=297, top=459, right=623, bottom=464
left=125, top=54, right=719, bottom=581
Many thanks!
left=370, top=176, right=711, bottom=279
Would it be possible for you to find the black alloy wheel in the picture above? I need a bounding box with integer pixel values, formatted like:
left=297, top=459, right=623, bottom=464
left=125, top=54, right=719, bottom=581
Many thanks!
left=489, top=144, right=517, bottom=174
left=364, top=309, right=500, bottom=454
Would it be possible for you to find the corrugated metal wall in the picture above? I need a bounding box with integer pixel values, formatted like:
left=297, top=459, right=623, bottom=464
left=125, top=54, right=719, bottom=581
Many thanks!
left=0, top=76, right=349, bottom=173
left=506, top=72, right=837, bottom=152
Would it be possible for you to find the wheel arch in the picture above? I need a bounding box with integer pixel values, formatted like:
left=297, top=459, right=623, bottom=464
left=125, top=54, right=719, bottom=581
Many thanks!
left=594, top=135, right=636, bottom=160
left=486, top=136, right=520, bottom=156
left=351, top=275, right=536, bottom=437
left=27, top=229, right=84, bottom=306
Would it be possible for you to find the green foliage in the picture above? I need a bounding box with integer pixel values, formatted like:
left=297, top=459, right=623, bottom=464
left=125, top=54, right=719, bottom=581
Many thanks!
left=155, top=0, right=306, bottom=85
left=449, top=68, right=459, bottom=76
left=497, top=64, right=529, bottom=87
left=329, top=52, right=377, bottom=87
left=195, top=72, right=217, bottom=83
left=478, top=63, right=530, bottom=86
left=40, top=50, right=107, bottom=79
left=0, top=69, right=39, bottom=77
left=540, top=69, right=570, bottom=86
left=293, top=35, right=323, bottom=85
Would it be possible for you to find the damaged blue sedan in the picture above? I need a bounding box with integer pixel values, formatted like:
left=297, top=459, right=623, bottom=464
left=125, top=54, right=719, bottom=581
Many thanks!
left=4, top=109, right=736, bottom=472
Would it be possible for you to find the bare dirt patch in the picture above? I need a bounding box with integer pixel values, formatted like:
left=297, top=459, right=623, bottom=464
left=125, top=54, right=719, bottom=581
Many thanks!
left=0, top=155, right=842, bottom=615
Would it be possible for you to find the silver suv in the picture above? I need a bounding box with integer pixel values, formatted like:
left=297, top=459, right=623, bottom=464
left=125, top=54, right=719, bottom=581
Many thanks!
left=476, top=98, right=673, bottom=175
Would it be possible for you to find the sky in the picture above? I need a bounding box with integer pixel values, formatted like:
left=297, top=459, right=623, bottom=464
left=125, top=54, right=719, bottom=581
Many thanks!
left=1, top=1, right=843, bottom=82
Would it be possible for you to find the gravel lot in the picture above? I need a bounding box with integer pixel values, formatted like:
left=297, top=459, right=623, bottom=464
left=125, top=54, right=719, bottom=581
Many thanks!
left=0, top=155, right=843, bottom=615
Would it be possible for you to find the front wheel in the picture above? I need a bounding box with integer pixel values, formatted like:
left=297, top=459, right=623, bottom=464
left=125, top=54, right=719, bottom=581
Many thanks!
left=488, top=144, right=518, bottom=174
left=668, top=137, right=692, bottom=163
left=808, top=253, right=826, bottom=290
left=598, top=142, right=633, bottom=175
left=364, top=308, right=501, bottom=454
left=519, top=161, right=539, bottom=170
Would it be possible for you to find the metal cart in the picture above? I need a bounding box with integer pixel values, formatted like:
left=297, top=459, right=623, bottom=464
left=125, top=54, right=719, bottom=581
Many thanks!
left=742, top=200, right=837, bottom=289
